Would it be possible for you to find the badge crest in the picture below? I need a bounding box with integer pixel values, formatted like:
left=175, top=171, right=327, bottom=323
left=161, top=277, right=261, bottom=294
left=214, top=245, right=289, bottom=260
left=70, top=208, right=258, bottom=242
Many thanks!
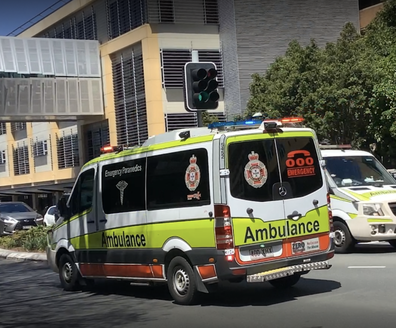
left=244, top=151, right=268, bottom=188
left=185, top=155, right=200, bottom=191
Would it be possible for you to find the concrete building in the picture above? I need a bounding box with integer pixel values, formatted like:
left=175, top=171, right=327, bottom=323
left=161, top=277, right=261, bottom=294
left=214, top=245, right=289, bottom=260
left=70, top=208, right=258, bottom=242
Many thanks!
left=0, top=0, right=372, bottom=211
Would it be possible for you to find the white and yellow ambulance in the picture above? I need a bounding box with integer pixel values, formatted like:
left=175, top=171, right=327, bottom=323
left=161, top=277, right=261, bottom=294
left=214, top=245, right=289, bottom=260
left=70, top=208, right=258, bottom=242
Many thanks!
left=321, top=144, right=396, bottom=253
left=47, top=117, right=334, bottom=305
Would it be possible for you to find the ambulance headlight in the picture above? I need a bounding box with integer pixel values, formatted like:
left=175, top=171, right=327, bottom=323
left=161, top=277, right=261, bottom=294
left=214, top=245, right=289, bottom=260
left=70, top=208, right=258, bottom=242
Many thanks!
left=363, top=203, right=384, bottom=216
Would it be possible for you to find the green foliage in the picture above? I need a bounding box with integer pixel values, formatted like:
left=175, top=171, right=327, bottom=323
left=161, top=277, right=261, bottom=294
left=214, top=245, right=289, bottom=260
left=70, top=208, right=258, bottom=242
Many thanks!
left=201, top=111, right=219, bottom=125
left=246, top=0, right=396, bottom=166
left=0, top=226, right=49, bottom=252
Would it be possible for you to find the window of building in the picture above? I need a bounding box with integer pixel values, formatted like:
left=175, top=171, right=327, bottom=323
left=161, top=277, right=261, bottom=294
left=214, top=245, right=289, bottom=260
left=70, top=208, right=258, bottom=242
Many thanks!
left=40, top=6, right=97, bottom=41
left=359, top=0, right=384, bottom=10
left=204, top=0, right=219, bottom=24
left=164, top=112, right=226, bottom=131
left=158, top=0, right=174, bottom=23
left=57, top=133, right=80, bottom=169
left=160, top=49, right=224, bottom=88
left=101, top=158, right=146, bottom=214
left=147, top=148, right=210, bottom=210
left=85, top=121, right=110, bottom=161
left=0, top=150, right=6, bottom=165
left=107, top=0, right=147, bottom=40
left=69, top=168, right=95, bottom=217
left=13, top=145, right=30, bottom=176
left=111, top=45, right=148, bottom=146
left=32, top=140, right=49, bottom=157
left=11, top=122, right=26, bottom=133
left=0, top=123, right=6, bottom=135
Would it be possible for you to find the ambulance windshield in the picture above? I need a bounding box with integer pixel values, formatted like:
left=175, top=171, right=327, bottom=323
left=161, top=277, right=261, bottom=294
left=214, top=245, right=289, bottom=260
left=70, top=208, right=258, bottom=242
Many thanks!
left=325, top=155, right=396, bottom=187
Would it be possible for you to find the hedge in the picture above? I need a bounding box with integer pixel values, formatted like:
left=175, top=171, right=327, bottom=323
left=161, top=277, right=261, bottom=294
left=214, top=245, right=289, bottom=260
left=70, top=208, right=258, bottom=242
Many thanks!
left=0, top=225, right=49, bottom=252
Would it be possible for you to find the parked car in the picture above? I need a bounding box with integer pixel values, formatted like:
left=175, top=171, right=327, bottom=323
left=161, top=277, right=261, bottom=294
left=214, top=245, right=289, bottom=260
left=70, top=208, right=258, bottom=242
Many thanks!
left=0, top=202, right=43, bottom=234
left=43, top=205, right=59, bottom=227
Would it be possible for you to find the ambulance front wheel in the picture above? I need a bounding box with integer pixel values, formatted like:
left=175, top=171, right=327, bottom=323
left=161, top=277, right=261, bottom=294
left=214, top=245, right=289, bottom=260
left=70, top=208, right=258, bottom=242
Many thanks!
left=333, top=221, right=354, bottom=253
left=59, top=253, right=80, bottom=291
left=269, top=273, right=301, bottom=289
left=167, top=256, right=199, bottom=305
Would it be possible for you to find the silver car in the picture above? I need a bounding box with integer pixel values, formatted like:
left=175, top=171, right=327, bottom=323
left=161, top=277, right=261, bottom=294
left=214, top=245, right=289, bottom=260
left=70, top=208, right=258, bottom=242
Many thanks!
left=0, top=202, right=43, bottom=234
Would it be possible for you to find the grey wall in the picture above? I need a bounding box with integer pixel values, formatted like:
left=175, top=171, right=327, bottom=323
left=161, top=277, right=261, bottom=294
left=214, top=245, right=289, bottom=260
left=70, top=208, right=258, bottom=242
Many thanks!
left=219, top=0, right=360, bottom=116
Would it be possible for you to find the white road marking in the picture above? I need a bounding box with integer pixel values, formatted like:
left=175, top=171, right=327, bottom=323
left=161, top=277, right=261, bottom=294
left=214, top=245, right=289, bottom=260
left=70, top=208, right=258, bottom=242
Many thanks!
left=348, top=266, right=386, bottom=269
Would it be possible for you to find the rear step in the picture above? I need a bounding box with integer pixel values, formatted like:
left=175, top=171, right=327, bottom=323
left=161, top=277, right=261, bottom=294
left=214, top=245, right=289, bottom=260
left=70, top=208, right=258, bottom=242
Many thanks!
left=247, top=260, right=332, bottom=283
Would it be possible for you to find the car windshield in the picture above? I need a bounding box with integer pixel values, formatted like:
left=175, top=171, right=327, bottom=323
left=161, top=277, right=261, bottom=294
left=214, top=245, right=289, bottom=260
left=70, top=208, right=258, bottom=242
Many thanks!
left=325, top=155, right=396, bottom=187
left=0, top=203, right=32, bottom=213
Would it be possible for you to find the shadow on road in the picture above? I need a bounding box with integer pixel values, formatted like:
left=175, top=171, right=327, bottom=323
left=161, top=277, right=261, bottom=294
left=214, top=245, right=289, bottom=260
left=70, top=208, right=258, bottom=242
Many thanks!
left=82, top=276, right=341, bottom=307
left=352, top=242, right=396, bottom=254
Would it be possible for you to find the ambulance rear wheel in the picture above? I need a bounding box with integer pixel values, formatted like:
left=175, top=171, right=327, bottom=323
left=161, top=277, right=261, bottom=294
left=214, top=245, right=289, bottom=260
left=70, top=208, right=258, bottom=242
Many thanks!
left=167, top=256, right=198, bottom=305
left=59, top=253, right=80, bottom=291
left=333, top=221, right=353, bottom=253
left=269, top=273, right=301, bottom=289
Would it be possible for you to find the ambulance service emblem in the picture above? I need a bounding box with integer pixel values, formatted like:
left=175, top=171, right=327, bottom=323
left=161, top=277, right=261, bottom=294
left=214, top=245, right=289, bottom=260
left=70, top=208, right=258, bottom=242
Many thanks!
left=244, top=151, right=268, bottom=188
left=185, top=155, right=200, bottom=191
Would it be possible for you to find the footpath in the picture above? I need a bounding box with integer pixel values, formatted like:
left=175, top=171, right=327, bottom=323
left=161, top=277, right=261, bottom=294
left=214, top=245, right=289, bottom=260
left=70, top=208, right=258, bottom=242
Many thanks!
left=0, top=248, right=46, bottom=262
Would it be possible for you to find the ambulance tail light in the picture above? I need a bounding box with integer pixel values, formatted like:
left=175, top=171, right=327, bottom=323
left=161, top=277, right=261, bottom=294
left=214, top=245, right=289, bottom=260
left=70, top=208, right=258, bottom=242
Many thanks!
left=327, top=192, right=334, bottom=232
left=214, top=205, right=234, bottom=251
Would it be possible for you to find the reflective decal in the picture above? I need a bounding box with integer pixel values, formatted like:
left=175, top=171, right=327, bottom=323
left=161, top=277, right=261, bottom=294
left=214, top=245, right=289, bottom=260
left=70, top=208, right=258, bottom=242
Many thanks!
left=286, top=150, right=315, bottom=178
left=185, top=155, right=201, bottom=191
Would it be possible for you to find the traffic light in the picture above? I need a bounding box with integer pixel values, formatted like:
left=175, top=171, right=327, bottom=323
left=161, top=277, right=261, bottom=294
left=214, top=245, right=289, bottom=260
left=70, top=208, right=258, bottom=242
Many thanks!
left=183, top=62, right=220, bottom=111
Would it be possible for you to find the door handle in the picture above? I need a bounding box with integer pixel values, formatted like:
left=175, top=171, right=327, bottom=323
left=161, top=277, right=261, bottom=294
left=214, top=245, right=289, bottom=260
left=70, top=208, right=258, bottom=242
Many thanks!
left=87, top=220, right=95, bottom=224
left=287, top=212, right=302, bottom=220
left=100, top=219, right=107, bottom=223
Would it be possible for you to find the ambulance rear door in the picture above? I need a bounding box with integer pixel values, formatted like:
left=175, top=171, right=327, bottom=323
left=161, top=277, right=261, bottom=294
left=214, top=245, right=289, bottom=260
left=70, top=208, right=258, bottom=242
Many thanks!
left=274, top=132, right=331, bottom=257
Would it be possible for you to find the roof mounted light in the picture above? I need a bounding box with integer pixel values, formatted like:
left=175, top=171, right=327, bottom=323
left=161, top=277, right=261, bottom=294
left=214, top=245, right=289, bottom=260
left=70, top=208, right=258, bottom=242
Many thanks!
left=207, top=120, right=262, bottom=130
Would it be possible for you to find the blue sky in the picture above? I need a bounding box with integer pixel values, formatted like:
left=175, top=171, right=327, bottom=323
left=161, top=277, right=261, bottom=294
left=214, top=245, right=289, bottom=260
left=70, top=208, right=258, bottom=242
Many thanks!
left=0, top=0, right=65, bottom=36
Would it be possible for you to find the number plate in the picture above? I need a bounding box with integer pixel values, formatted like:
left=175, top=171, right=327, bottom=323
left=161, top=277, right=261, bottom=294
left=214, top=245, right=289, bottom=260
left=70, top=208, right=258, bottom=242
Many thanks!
left=249, top=246, right=274, bottom=260
left=22, top=226, right=33, bottom=230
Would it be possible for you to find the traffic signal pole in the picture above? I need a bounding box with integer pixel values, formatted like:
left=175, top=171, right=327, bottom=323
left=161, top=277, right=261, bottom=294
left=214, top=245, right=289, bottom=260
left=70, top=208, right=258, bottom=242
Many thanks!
left=191, top=50, right=204, bottom=127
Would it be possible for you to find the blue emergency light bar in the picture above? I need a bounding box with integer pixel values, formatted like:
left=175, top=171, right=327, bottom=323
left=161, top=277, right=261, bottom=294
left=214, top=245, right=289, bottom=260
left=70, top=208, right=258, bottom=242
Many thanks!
left=208, top=120, right=262, bottom=129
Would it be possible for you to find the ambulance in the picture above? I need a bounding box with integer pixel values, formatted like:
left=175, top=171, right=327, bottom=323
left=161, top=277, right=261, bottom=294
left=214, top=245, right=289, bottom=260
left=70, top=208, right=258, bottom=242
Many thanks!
left=47, top=117, right=334, bottom=305
left=321, top=144, right=396, bottom=253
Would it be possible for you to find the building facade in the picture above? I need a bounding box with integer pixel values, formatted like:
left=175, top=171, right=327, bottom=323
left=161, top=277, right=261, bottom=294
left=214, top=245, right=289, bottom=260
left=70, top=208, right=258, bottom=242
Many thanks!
left=0, top=0, right=363, bottom=211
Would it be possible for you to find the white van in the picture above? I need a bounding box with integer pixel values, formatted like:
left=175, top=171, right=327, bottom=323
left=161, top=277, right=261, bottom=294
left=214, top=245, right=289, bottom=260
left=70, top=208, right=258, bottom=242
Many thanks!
left=47, top=117, right=334, bottom=305
left=321, top=145, right=396, bottom=253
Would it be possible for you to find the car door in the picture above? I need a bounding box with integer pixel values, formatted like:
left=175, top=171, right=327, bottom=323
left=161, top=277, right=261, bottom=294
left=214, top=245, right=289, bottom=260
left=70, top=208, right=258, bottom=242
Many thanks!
left=226, top=134, right=287, bottom=265
left=274, top=132, right=330, bottom=257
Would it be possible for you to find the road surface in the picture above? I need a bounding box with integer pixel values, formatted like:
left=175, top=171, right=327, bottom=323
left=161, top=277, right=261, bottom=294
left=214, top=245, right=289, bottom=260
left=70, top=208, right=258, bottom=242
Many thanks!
left=1, top=242, right=395, bottom=328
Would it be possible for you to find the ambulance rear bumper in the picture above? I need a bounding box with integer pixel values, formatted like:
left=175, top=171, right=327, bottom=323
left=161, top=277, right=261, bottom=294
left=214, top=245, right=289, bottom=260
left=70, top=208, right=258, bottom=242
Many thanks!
left=246, top=260, right=332, bottom=283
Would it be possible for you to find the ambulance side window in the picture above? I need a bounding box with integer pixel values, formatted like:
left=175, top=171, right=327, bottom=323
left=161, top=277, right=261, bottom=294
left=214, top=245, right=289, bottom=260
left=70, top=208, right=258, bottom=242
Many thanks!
left=276, top=137, right=323, bottom=197
left=69, top=169, right=95, bottom=217
left=146, top=148, right=210, bottom=210
left=101, top=158, right=146, bottom=214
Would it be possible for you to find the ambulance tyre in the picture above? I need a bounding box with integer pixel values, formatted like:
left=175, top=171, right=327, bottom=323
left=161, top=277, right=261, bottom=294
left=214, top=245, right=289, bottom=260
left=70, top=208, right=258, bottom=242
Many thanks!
left=269, top=273, right=301, bottom=289
left=59, top=253, right=80, bottom=292
left=167, top=256, right=199, bottom=305
left=333, top=221, right=354, bottom=253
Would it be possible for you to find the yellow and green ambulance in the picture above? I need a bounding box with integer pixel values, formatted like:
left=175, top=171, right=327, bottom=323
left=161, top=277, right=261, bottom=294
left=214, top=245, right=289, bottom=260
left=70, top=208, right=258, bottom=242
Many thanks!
left=47, top=117, right=334, bottom=305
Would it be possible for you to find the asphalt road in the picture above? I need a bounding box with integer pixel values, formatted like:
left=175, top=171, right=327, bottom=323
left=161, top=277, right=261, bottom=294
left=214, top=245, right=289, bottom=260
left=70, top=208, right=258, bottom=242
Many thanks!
left=1, top=243, right=396, bottom=328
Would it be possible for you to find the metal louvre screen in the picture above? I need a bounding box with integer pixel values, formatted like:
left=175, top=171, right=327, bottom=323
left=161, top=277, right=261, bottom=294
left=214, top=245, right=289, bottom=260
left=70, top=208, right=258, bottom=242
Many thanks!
left=161, top=49, right=224, bottom=89
left=40, top=6, right=97, bottom=40
left=106, top=0, right=148, bottom=40
left=85, top=121, right=110, bottom=161
left=13, top=144, right=30, bottom=175
left=147, top=0, right=219, bottom=24
left=56, top=131, right=80, bottom=169
left=165, top=112, right=226, bottom=131
left=0, top=123, right=6, bottom=135
left=111, top=44, right=148, bottom=146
